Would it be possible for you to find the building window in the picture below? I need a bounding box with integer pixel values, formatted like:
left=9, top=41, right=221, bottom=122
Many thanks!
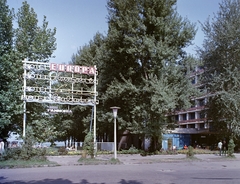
left=180, top=125, right=186, bottom=128
left=182, top=114, right=187, bottom=120
left=200, top=111, right=205, bottom=119
left=199, top=99, right=205, bottom=106
left=188, top=124, right=195, bottom=128
left=200, top=123, right=204, bottom=129
left=191, top=78, right=196, bottom=84
left=175, top=115, right=178, bottom=121
left=189, top=112, right=195, bottom=120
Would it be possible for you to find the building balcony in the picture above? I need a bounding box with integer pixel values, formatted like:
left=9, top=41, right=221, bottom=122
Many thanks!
left=176, top=106, right=205, bottom=114
left=177, top=118, right=207, bottom=124
left=167, top=127, right=209, bottom=134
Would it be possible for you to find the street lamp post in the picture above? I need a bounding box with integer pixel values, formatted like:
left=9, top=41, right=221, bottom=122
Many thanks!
left=110, top=106, right=120, bottom=159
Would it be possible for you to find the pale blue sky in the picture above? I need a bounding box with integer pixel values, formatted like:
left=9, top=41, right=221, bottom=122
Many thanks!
left=7, top=0, right=222, bottom=64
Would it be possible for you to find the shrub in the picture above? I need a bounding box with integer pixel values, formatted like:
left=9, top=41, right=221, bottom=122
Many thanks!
left=186, top=146, right=194, bottom=158
left=58, top=147, right=68, bottom=155
left=2, top=146, right=47, bottom=161
left=83, top=131, right=94, bottom=158
left=119, top=146, right=141, bottom=154
left=109, top=158, right=121, bottom=164
left=1, top=147, right=22, bottom=160
left=2, top=129, right=47, bottom=161
left=128, top=146, right=139, bottom=154
left=228, top=138, right=235, bottom=157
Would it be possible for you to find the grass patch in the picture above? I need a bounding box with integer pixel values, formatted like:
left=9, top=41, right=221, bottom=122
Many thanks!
left=177, top=149, right=218, bottom=155
left=78, top=157, right=121, bottom=165
left=0, top=158, right=57, bottom=169
left=45, top=147, right=82, bottom=156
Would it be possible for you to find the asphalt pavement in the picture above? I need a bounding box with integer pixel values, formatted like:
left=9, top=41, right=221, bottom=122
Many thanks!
left=2, top=153, right=240, bottom=184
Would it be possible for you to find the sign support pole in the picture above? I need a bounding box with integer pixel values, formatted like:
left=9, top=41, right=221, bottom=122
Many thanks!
left=93, top=65, right=97, bottom=157
left=23, top=59, right=27, bottom=137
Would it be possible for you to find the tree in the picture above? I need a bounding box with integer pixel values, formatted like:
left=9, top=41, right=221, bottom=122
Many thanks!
left=71, top=33, right=110, bottom=142
left=14, top=1, right=57, bottom=137
left=0, top=0, right=22, bottom=138
left=102, top=0, right=197, bottom=150
left=0, top=1, right=57, bottom=140
left=0, top=0, right=13, bottom=56
left=199, top=0, right=240, bottom=139
left=15, top=1, right=56, bottom=61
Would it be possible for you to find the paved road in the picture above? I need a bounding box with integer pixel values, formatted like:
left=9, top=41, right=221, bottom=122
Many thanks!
left=1, top=154, right=240, bottom=184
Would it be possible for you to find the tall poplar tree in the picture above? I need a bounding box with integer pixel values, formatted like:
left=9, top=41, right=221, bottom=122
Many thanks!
left=14, top=1, right=57, bottom=141
left=70, top=33, right=107, bottom=142
left=15, top=1, right=56, bottom=62
left=200, top=0, right=240, bottom=139
left=1, top=1, right=57, bottom=140
left=102, top=0, right=197, bottom=150
left=0, top=0, right=22, bottom=138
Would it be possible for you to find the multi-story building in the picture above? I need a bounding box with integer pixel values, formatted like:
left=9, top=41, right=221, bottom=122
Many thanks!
left=162, top=66, right=216, bottom=150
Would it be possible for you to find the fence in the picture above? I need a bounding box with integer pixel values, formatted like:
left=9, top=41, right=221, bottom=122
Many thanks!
left=7, top=141, right=117, bottom=152
left=97, top=142, right=114, bottom=151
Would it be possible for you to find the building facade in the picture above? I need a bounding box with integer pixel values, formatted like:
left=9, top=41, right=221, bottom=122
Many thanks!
left=162, top=66, right=216, bottom=150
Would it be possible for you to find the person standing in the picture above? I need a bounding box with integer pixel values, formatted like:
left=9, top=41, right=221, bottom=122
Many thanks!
left=218, top=140, right=223, bottom=156
left=0, top=139, right=4, bottom=155
left=222, top=140, right=227, bottom=156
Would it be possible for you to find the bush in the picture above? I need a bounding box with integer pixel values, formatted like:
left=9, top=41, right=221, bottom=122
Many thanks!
left=119, top=146, right=141, bottom=154
left=228, top=138, right=235, bottom=157
left=83, top=132, right=94, bottom=158
left=19, top=133, right=46, bottom=160
left=58, top=147, right=68, bottom=155
left=128, top=146, right=139, bottom=154
left=1, top=130, right=47, bottom=161
left=1, top=147, right=47, bottom=161
left=1, top=147, right=22, bottom=160
left=186, top=146, right=194, bottom=158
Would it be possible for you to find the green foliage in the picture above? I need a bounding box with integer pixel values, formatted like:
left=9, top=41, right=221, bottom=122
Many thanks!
left=14, top=1, right=57, bottom=141
left=0, top=1, right=57, bottom=140
left=31, top=118, right=59, bottom=144
left=2, top=147, right=47, bottom=161
left=109, top=157, right=121, bottom=164
left=228, top=138, right=235, bottom=157
left=186, top=146, right=194, bottom=158
left=0, top=0, right=22, bottom=137
left=1, top=147, right=21, bottom=160
left=0, top=158, right=53, bottom=169
left=119, top=145, right=140, bottom=154
left=103, top=0, right=197, bottom=150
left=78, top=157, right=121, bottom=165
left=18, top=128, right=46, bottom=160
left=2, top=130, right=47, bottom=161
left=177, top=149, right=218, bottom=155
left=128, top=146, right=139, bottom=154
left=57, top=147, right=68, bottom=155
left=0, top=0, right=13, bottom=55
left=69, top=0, right=198, bottom=151
left=15, top=1, right=56, bottom=61
left=83, top=131, right=94, bottom=158
left=200, top=0, right=240, bottom=138
left=0, top=52, right=23, bottom=137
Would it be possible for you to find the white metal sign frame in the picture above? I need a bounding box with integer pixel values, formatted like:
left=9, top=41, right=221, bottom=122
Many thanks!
left=22, top=59, right=98, bottom=150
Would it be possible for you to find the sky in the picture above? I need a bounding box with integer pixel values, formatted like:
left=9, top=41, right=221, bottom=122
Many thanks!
left=7, top=0, right=223, bottom=64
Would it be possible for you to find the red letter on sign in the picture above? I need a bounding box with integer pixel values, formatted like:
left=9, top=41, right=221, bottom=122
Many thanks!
left=82, top=66, right=89, bottom=74
left=50, top=63, right=57, bottom=71
left=88, top=67, right=95, bottom=75
left=58, top=64, right=65, bottom=72
left=74, top=65, right=80, bottom=73
left=66, top=65, right=73, bottom=72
